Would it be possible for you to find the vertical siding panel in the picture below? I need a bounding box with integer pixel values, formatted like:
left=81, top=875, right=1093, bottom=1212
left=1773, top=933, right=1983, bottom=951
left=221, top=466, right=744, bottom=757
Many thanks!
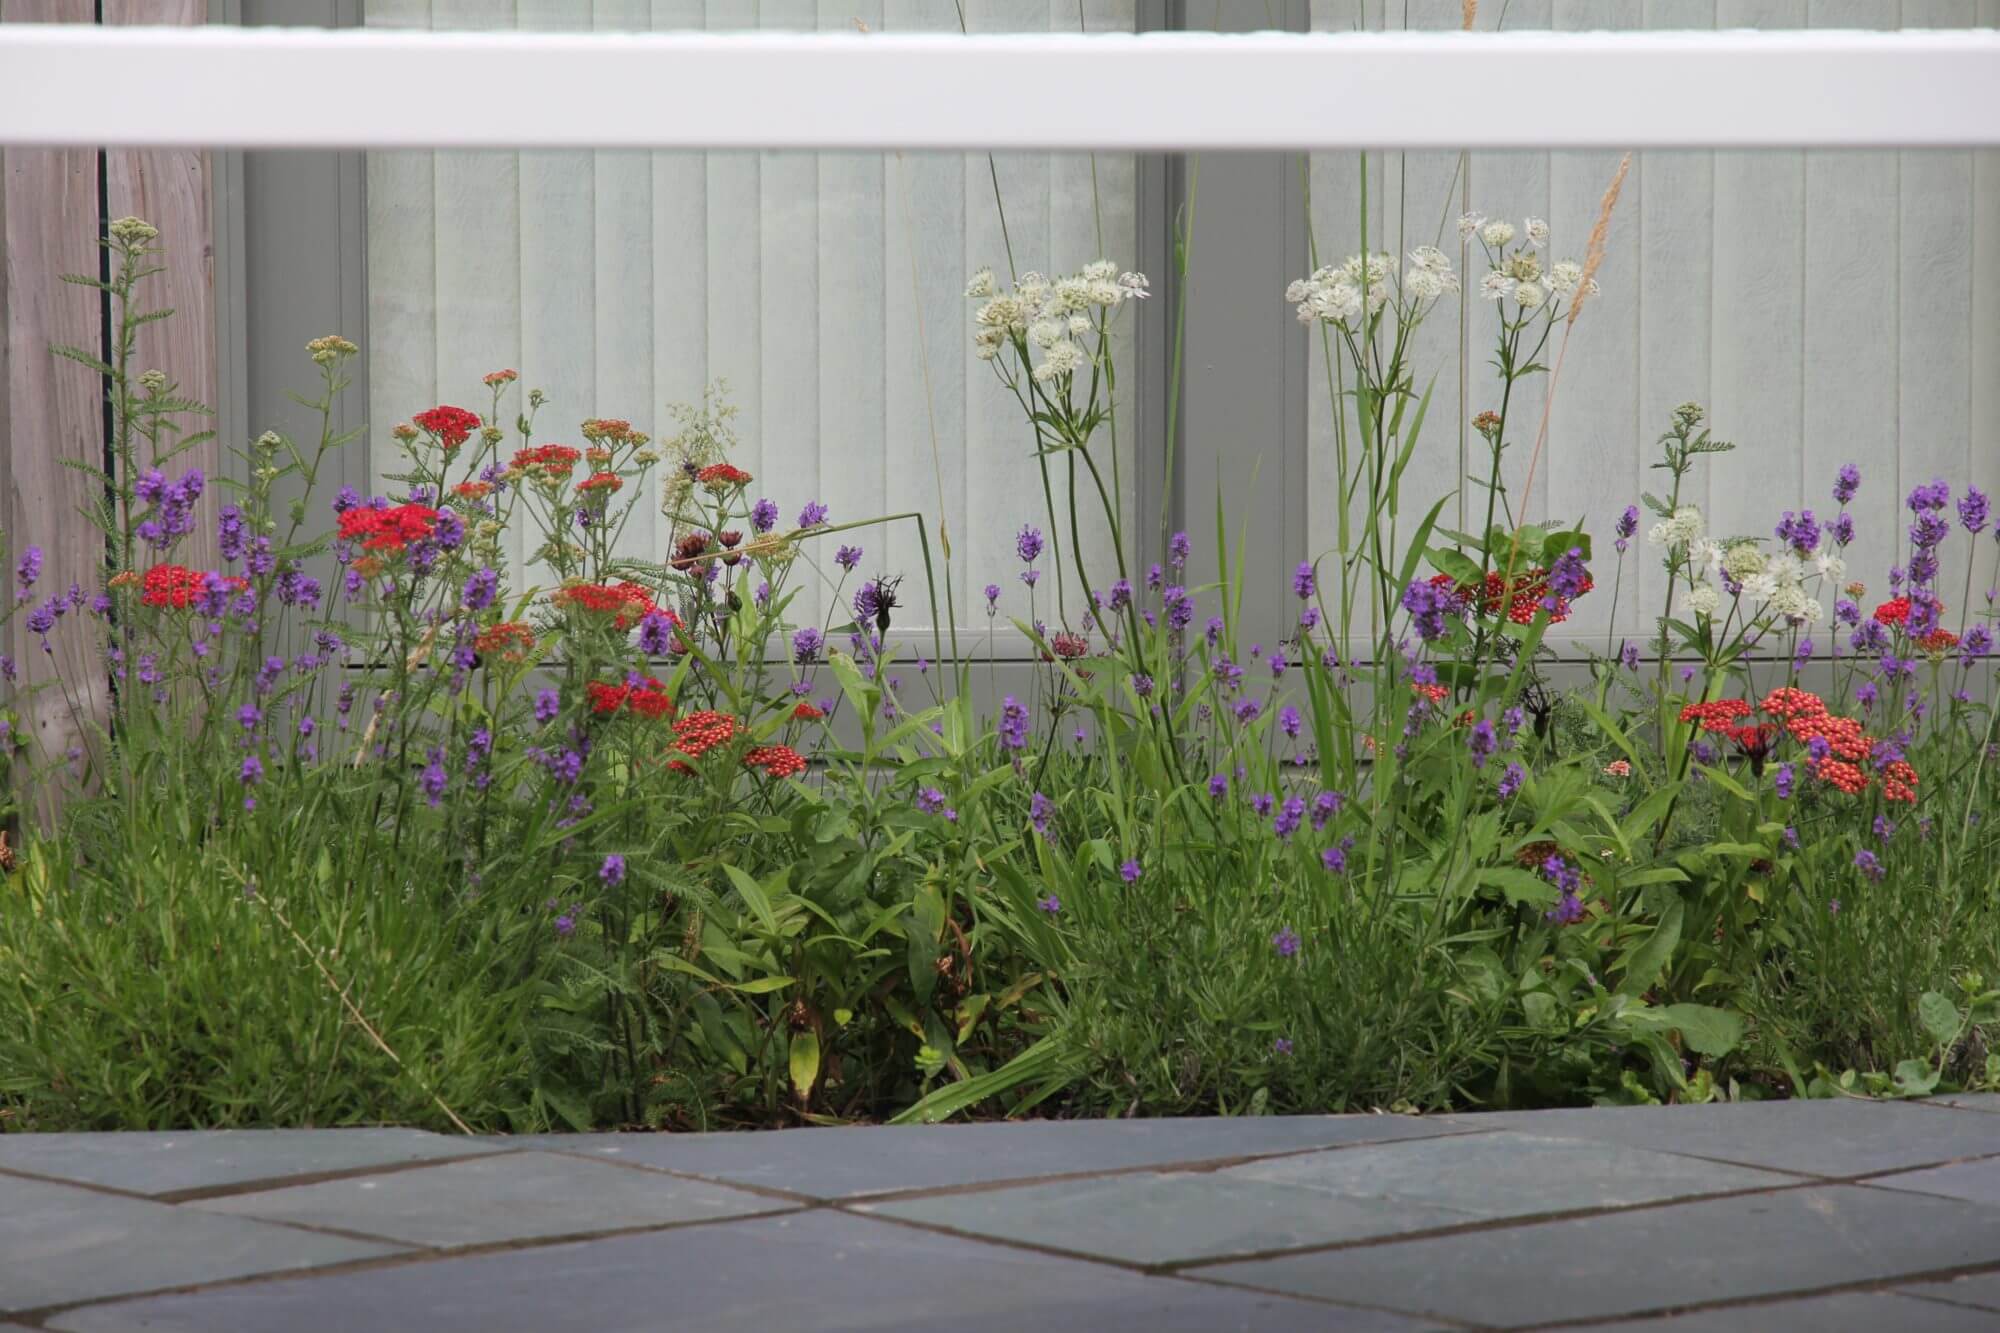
left=365, top=1, right=438, bottom=480
left=1086, top=1, right=1139, bottom=604
left=758, top=0, right=821, bottom=619
left=1635, top=0, right=1714, bottom=634
left=1547, top=0, right=1643, bottom=650
left=704, top=0, right=762, bottom=488
left=1803, top=0, right=1898, bottom=621
left=885, top=0, right=966, bottom=638
left=1900, top=1, right=1979, bottom=616
left=518, top=0, right=597, bottom=584
left=1711, top=1, right=1805, bottom=593
left=814, top=0, right=885, bottom=631
left=1390, top=0, right=1467, bottom=624
left=428, top=0, right=522, bottom=575
left=593, top=0, right=658, bottom=566
left=650, top=0, right=708, bottom=554
left=1974, top=141, right=2000, bottom=613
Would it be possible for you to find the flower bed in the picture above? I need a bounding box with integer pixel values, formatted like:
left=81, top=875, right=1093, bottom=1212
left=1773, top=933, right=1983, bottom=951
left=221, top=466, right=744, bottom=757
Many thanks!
left=0, top=211, right=1995, bottom=1134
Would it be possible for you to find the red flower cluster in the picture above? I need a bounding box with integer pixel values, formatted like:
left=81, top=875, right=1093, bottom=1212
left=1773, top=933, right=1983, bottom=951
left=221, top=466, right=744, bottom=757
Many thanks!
left=587, top=675, right=674, bottom=719
left=581, top=417, right=638, bottom=445
left=1414, top=682, right=1450, bottom=705
left=452, top=481, right=494, bottom=501
left=1043, top=632, right=1089, bottom=661
left=1427, top=566, right=1593, bottom=625
left=1679, top=699, right=1754, bottom=732
left=696, top=463, right=753, bottom=487
left=139, top=564, right=246, bottom=610
left=744, top=744, right=807, bottom=779
left=337, top=503, right=440, bottom=553
left=1919, top=628, right=1960, bottom=655
left=670, top=710, right=739, bottom=763
left=512, top=444, right=582, bottom=478
left=1873, top=597, right=1911, bottom=626
left=413, top=404, right=480, bottom=449
left=1758, top=686, right=1919, bottom=803
left=473, top=621, right=535, bottom=662
left=551, top=581, right=658, bottom=631
left=792, top=701, right=824, bottom=721
left=576, top=471, right=623, bottom=495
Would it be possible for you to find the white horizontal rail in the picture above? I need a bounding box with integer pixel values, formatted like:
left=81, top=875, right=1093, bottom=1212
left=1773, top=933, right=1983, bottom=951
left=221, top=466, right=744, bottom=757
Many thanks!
left=0, top=26, right=1996, bottom=150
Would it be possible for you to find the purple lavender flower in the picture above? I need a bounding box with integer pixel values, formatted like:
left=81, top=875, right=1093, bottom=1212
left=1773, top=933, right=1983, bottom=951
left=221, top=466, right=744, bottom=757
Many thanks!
left=1292, top=561, right=1316, bottom=600
left=1835, top=598, right=1860, bottom=627
left=1021, top=568, right=1040, bottom=589
left=1030, top=790, right=1054, bottom=836
left=793, top=625, right=825, bottom=663
left=1775, top=509, right=1820, bottom=556
left=1119, top=859, right=1141, bottom=884
left=637, top=611, right=675, bottom=655
left=599, top=853, right=626, bottom=886
left=1233, top=697, right=1262, bottom=723
left=1275, top=703, right=1302, bottom=739
left=1312, top=790, right=1344, bottom=830
left=1016, top=525, right=1044, bottom=564
left=1961, top=624, right=1993, bottom=666
left=1467, top=718, right=1497, bottom=770
left=797, top=500, right=829, bottom=528
left=1250, top=793, right=1275, bottom=817
left=1497, top=762, right=1525, bottom=800
left=1321, top=845, right=1348, bottom=874
left=1854, top=848, right=1884, bottom=882
left=1545, top=546, right=1590, bottom=610
left=751, top=498, right=780, bottom=533
left=853, top=579, right=885, bottom=623
left=1960, top=485, right=1991, bottom=535
left=534, top=687, right=561, bottom=724
left=984, top=583, right=1001, bottom=611
left=1773, top=763, right=1796, bottom=799
left=1207, top=773, right=1229, bottom=800
left=217, top=506, right=247, bottom=563
left=420, top=747, right=449, bottom=806
left=1873, top=815, right=1895, bottom=842
left=553, top=909, right=577, bottom=937
left=835, top=544, right=863, bottom=572
left=462, top=566, right=499, bottom=612
left=1273, top=1037, right=1294, bottom=1056
left=1107, top=578, right=1132, bottom=612
left=1274, top=796, right=1306, bottom=841
left=998, top=695, right=1030, bottom=751
left=1169, top=530, right=1191, bottom=568
left=1829, top=512, right=1855, bottom=547
left=1400, top=578, right=1455, bottom=642
left=1038, top=893, right=1061, bottom=914
left=14, top=545, right=42, bottom=600
left=1272, top=926, right=1301, bottom=958
left=1834, top=463, right=1861, bottom=505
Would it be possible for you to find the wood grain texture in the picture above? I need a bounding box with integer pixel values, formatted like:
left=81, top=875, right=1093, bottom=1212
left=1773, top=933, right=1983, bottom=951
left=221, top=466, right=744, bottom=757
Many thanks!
left=2, top=0, right=106, bottom=813
left=104, top=0, right=220, bottom=572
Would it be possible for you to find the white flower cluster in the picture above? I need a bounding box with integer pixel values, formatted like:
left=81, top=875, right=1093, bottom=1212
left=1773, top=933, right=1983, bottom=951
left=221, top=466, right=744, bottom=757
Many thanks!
left=1459, top=212, right=1597, bottom=312
left=1285, top=247, right=1458, bottom=328
left=1658, top=506, right=1831, bottom=625
left=967, top=260, right=1147, bottom=382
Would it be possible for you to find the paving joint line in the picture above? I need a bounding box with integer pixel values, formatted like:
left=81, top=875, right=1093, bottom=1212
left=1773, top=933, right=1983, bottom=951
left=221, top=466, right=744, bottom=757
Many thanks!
left=1505, top=1254, right=2000, bottom=1330
left=7, top=1203, right=809, bottom=1326
left=150, top=1148, right=523, bottom=1203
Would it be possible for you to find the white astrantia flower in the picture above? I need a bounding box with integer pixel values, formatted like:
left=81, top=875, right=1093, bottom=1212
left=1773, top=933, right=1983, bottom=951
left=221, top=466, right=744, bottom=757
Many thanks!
left=1480, top=219, right=1516, bottom=247
left=1117, top=271, right=1150, bottom=299
left=1723, top=543, right=1767, bottom=582
left=1047, top=276, right=1091, bottom=314
left=1742, top=570, right=1780, bottom=603
left=1649, top=506, right=1708, bottom=551
left=1815, top=551, right=1847, bottom=581
left=1285, top=278, right=1311, bottom=304
left=1458, top=211, right=1487, bottom=240
left=1409, top=245, right=1451, bottom=272
left=974, top=328, right=1005, bottom=361
left=1314, top=282, right=1365, bottom=324
left=1086, top=278, right=1122, bottom=306
left=1771, top=584, right=1823, bottom=622
left=1768, top=552, right=1805, bottom=587
left=965, top=268, right=996, bottom=299
left=1404, top=266, right=1445, bottom=301
left=1017, top=271, right=1049, bottom=306
left=1067, top=314, right=1092, bottom=335
left=1525, top=217, right=1550, bottom=247
left=1547, top=260, right=1584, bottom=296
left=1029, top=318, right=1065, bottom=350
left=1694, top=538, right=1725, bottom=572
left=1514, top=281, right=1547, bottom=309
left=1033, top=339, right=1085, bottom=383
left=1480, top=270, right=1517, bottom=301
left=1687, top=584, right=1722, bottom=617
left=1082, top=259, right=1117, bottom=281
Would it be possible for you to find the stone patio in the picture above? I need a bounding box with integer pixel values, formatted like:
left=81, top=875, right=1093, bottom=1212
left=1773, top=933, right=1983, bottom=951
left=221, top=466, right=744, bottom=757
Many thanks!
left=4, top=1098, right=2000, bottom=1330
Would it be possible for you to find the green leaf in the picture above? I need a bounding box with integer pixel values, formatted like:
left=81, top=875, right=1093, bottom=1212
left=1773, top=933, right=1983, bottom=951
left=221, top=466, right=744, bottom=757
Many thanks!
left=1428, top=547, right=1483, bottom=587
left=721, top=863, right=780, bottom=935
left=1893, top=1058, right=1942, bottom=1097
left=1617, top=899, right=1684, bottom=997
left=1919, top=991, right=1962, bottom=1048
left=789, top=1030, right=821, bottom=1105
left=1475, top=866, right=1559, bottom=908
left=1660, top=1003, right=1744, bottom=1057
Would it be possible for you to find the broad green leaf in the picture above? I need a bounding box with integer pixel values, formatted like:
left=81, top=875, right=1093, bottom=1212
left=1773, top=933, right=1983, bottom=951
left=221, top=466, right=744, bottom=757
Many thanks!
left=1919, top=990, right=1962, bottom=1048
left=1475, top=866, right=1559, bottom=908
left=1893, top=1058, right=1942, bottom=1097
left=1616, top=899, right=1683, bottom=997
left=721, top=863, right=779, bottom=934
left=789, top=1030, right=821, bottom=1105
left=1659, top=1003, right=1744, bottom=1057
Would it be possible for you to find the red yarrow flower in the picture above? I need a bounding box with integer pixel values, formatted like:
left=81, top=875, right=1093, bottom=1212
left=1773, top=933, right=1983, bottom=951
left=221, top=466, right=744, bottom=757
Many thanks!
left=139, top=564, right=246, bottom=610
left=413, top=404, right=481, bottom=449
left=792, top=701, right=824, bottom=721
left=1873, top=597, right=1912, bottom=626
left=696, top=463, right=753, bottom=488
left=473, top=621, right=535, bottom=662
left=1679, top=698, right=1754, bottom=732
left=744, top=744, right=807, bottom=779
left=551, top=581, right=658, bottom=631
left=336, top=504, right=440, bottom=554
left=586, top=676, right=674, bottom=719
left=576, top=471, right=624, bottom=495
left=512, top=444, right=582, bottom=478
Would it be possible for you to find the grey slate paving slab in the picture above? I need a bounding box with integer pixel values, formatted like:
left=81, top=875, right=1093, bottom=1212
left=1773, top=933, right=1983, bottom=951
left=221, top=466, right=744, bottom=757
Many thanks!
left=0, top=1173, right=402, bottom=1315
left=1901, top=1271, right=2000, bottom=1313
left=497, top=1114, right=1458, bottom=1198
left=1559, top=1290, right=2000, bottom=1330
left=859, top=1172, right=1481, bottom=1265
left=0, top=1128, right=498, bottom=1197
left=1199, top=1184, right=2000, bottom=1327
left=1874, top=1158, right=2000, bottom=1207
left=1922, top=1094, right=2000, bottom=1115
left=45, top=1210, right=1439, bottom=1333
left=1224, top=1130, right=1796, bottom=1216
left=192, top=1150, right=786, bottom=1247
left=1440, top=1099, right=2000, bottom=1177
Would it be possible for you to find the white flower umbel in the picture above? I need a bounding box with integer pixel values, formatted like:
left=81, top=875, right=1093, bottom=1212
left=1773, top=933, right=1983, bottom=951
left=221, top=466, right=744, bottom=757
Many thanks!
left=1814, top=551, right=1846, bottom=582
left=1547, top=259, right=1584, bottom=296
left=1480, top=270, right=1517, bottom=301
left=1117, top=271, right=1149, bottom=300
left=1514, top=281, right=1547, bottom=309
left=1029, top=318, right=1065, bottom=350
left=1687, top=584, right=1722, bottom=617
left=1457, top=211, right=1486, bottom=240
left=1525, top=217, right=1550, bottom=247
left=1480, top=219, right=1516, bottom=247
left=1082, top=258, right=1117, bottom=281
left=965, top=267, right=996, bottom=299
left=1648, top=506, right=1706, bottom=551
left=1032, top=338, right=1085, bottom=383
